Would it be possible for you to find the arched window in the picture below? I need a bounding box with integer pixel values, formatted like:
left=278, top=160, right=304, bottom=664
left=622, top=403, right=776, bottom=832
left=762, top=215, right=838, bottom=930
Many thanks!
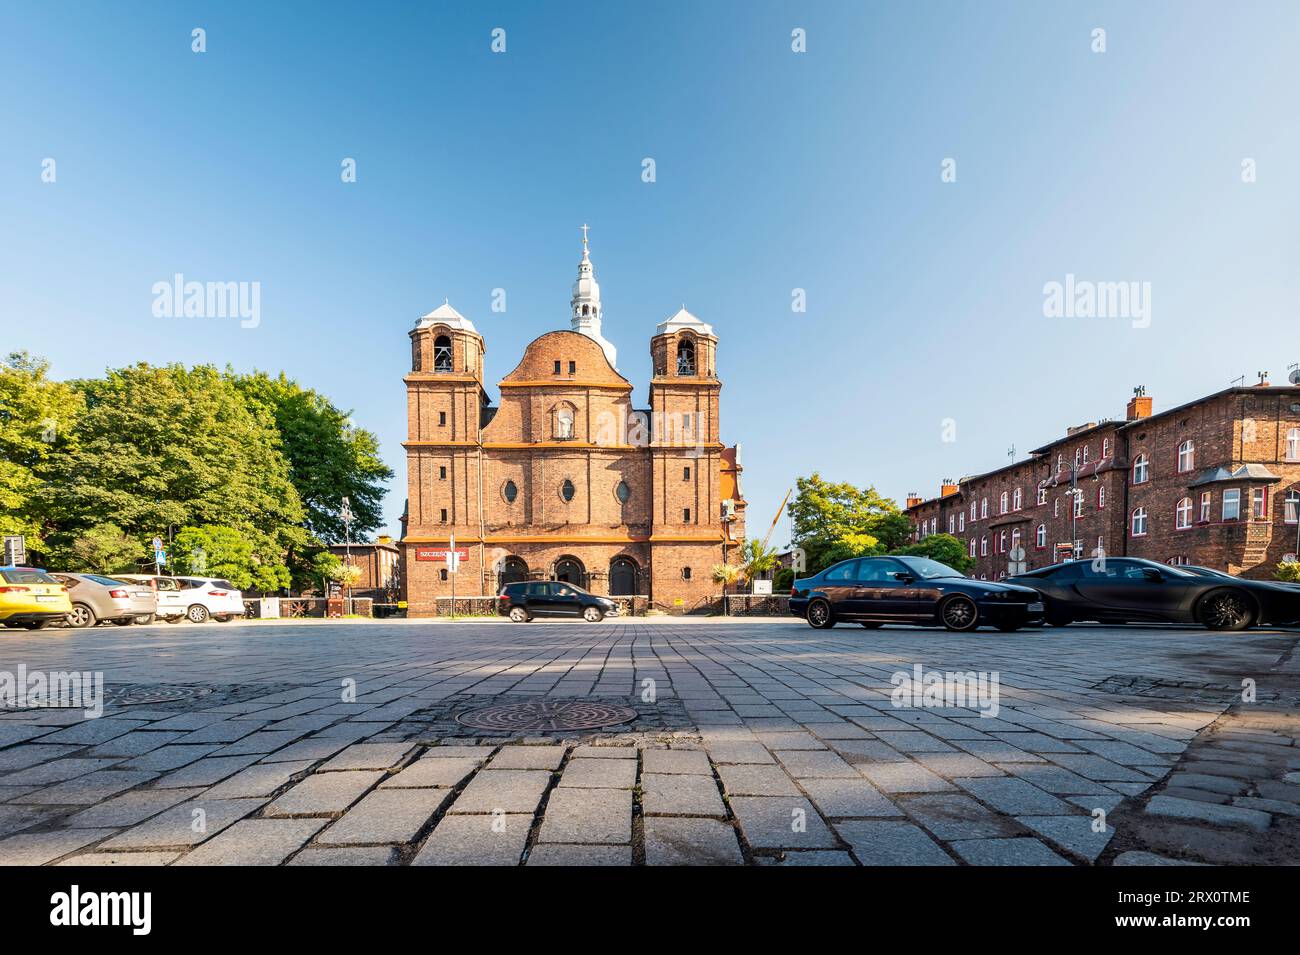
left=498, top=556, right=528, bottom=585
left=609, top=556, right=639, bottom=596
left=615, top=480, right=631, bottom=504
left=1177, top=439, right=1195, bottom=473
left=1131, top=507, right=1148, bottom=537
left=1035, top=523, right=1047, bottom=549
left=1175, top=497, right=1193, bottom=529
left=553, top=555, right=585, bottom=586
left=980, top=497, right=988, bottom=518
left=1081, top=445, right=1090, bottom=464
left=980, top=535, right=988, bottom=556
left=560, top=479, right=576, bottom=502
left=999, top=492, right=1009, bottom=514
left=1011, top=528, right=1021, bottom=552
left=969, top=538, right=976, bottom=557
left=998, top=530, right=1007, bottom=553
left=1132, top=453, right=1149, bottom=484
left=681, top=567, right=692, bottom=581
left=1287, top=428, right=1300, bottom=461
left=1103, top=437, right=1111, bottom=458
left=1285, top=490, right=1300, bottom=524
left=554, top=406, right=575, bottom=440
left=1013, top=488, right=1022, bottom=510
left=1098, top=485, right=1106, bottom=509
left=433, top=335, right=453, bottom=372
left=503, top=480, right=518, bottom=503
left=676, top=338, right=696, bottom=375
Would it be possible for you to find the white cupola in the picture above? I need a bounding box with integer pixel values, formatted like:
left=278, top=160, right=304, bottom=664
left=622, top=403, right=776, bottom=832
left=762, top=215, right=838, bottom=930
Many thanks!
left=569, top=224, right=617, bottom=368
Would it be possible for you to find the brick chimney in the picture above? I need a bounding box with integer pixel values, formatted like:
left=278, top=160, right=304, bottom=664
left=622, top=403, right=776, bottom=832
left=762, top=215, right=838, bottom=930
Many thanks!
left=1126, top=385, right=1152, bottom=421
left=905, top=491, right=923, bottom=509
left=939, top=479, right=960, bottom=498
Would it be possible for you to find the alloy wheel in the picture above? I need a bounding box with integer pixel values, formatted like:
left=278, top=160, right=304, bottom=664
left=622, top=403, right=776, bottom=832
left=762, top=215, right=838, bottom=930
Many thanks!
left=1201, top=591, right=1253, bottom=631
left=807, top=599, right=833, bottom=628
left=187, top=605, right=209, bottom=623
left=941, top=596, right=978, bottom=632
left=66, top=605, right=94, bottom=628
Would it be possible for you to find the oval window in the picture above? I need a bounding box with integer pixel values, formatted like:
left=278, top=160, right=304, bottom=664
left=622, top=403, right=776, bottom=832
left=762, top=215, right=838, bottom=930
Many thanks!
left=615, top=481, right=630, bottom=503
left=561, top=479, right=575, bottom=502
left=503, top=480, right=518, bottom=503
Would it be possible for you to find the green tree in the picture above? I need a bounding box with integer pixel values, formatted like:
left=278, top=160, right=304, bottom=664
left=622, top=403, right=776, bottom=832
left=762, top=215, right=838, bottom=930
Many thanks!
left=891, top=533, right=975, bottom=575
left=0, top=352, right=83, bottom=551
left=66, top=523, right=147, bottom=574
left=233, top=371, right=392, bottom=543
left=739, top=538, right=779, bottom=585
left=1274, top=561, right=1300, bottom=583
left=787, top=473, right=911, bottom=572
left=172, top=524, right=289, bottom=592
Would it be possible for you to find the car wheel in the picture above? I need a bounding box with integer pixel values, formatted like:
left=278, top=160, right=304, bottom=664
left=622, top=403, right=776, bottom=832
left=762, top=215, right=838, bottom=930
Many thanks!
left=22, top=620, right=53, bottom=630
left=66, top=604, right=96, bottom=628
left=186, top=604, right=210, bottom=624
left=214, top=615, right=232, bottom=623
left=860, top=622, right=883, bottom=629
left=996, top=622, right=1023, bottom=632
left=508, top=607, right=530, bottom=623
left=806, top=598, right=835, bottom=629
left=1197, top=589, right=1256, bottom=631
left=1044, top=610, right=1073, bottom=627
left=111, top=618, right=133, bottom=626
left=165, top=616, right=182, bottom=624
left=939, top=595, right=979, bottom=632
left=134, top=614, right=155, bottom=625
left=582, top=606, right=605, bottom=622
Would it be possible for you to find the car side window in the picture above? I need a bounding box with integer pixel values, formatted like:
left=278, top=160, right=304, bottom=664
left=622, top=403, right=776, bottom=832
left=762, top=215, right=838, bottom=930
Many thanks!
left=526, top=583, right=548, bottom=596
left=855, top=560, right=892, bottom=583
left=823, top=561, right=859, bottom=582
left=556, top=586, right=574, bottom=597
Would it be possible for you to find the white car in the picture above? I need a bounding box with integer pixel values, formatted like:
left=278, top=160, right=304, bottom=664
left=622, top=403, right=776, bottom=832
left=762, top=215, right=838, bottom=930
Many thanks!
left=174, top=576, right=245, bottom=623
left=116, top=574, right=186, bottom=622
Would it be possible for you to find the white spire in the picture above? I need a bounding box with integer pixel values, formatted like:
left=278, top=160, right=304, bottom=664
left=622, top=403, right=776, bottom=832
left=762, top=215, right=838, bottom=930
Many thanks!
left=570, top=224, right=617, bottom=368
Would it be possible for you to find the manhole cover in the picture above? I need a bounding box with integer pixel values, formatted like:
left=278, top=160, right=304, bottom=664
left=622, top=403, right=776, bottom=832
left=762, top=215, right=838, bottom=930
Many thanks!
left=456, top=699, right=638, bottom=732
left=104, top=684, right=215, bottom=706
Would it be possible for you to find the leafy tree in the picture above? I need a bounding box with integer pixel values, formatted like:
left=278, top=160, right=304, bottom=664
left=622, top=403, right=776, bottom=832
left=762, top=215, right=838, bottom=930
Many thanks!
left=0, top=353, right=83, bottom=551
left=1274, top=561, right=1300, bottom=583
left=787, top=473, right=911, bottom=572
left=711, top=563, right=741, bottom=611
left=739, top=538, right=779, bottom=584
left=774, top=567, right=795, bottom=592
left=233, top=371, right=392, bottom=542
left=891, top=533, right=975, bottom=575
left=172, top=524, right=289, bottom=592
left=65, top=523, right=146, bottom=574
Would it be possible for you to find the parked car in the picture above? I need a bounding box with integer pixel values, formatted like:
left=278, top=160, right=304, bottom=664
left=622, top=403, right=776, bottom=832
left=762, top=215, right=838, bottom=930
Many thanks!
left=790, top=555, right=1045, bottom=632
left=1008, top=557, right=1300, bottom=630
left=115, top=574, right=186, bottom=623
left=0, top=566, right=73, bottom=630
left=174, top=576, right=245, bottom=623
left=49, top=573, right=158, bottom=628
left=497, top=581, right=616, bottom=622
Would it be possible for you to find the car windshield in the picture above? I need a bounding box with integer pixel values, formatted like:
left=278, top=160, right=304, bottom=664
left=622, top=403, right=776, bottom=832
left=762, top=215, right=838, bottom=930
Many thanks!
left=895, top=557, right=964, bottom=579
left=0, top=569, right=58, bottom=585
left=85, top=574, right=129, bottom=587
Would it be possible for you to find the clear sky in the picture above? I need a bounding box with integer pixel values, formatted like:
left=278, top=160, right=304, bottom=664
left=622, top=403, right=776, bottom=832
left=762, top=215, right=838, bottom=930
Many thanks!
left=3, top=2, right=1298, bottom=547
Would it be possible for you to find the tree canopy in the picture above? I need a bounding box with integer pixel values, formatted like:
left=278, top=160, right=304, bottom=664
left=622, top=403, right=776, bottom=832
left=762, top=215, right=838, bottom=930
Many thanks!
left=787, top=473, right=911, bottom=572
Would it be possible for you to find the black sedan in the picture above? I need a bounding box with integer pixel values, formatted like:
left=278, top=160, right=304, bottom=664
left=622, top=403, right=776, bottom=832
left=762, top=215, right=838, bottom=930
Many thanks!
left=497, top=580, right=616, bottom=622
left=790, top=556, right=1045, bottom=632
left=1007, top=557, right=1300, bottom=631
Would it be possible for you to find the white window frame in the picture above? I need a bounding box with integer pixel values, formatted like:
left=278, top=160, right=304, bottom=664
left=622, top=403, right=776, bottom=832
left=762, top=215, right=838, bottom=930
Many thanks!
left=999, top=491, right=1008, bottom=514
left=1035, top=523, right=1046, bottom=549
left=1175, top=497, right=1193, bottom=530
left=1013, top=488, right=1022, bottom=510
left=1132, top=453, right=1149, bottom=484
left=1222, top=489, right=1241, bottom=521
left=1288, top=428, right=1300, bottom=462
left=1131, top=507, right=1148, bottom=537
left=1177, top=439, right=1195, bottom=473
left=1252, top=488, right=1267, bottom=520
left=1037, top=485, right=1047, bottom=506
left=980, top=498, right=988, bottom=519
left=1200, top=491, right=1212, bottom=523
left=1284, top=491, right=1299, bottom=525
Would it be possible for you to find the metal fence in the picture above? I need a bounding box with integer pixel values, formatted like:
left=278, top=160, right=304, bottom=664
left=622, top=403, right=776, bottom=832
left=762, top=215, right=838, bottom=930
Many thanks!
left=721, top=594, right=792, bottom=616
left=244, top=597, right=373, bottom=619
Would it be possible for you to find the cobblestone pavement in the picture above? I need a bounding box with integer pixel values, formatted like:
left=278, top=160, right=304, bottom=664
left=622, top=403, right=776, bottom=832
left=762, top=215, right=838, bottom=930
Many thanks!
left=1, top=618, right=1297, bottom=866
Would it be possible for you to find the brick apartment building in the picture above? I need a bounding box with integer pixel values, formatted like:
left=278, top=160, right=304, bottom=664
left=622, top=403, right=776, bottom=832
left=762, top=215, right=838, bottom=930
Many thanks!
left=399, top=229, right=747, bottom=616
left=327, top=536, right=401, bottom=601
left=905, top=381, right=1300, bottom=581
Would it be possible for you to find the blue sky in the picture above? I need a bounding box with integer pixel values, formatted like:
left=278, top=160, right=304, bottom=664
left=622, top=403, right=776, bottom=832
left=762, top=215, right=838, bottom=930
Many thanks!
left=2, top=2, right=1298, bottom=546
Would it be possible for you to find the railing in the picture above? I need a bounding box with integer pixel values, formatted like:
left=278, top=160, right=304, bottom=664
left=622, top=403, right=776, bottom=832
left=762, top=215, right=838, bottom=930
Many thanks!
left=722, top=594, right=792, bottom=616
left=244, top=597, right=373, bottom=619
left=432, top=596, right=501, bottom=617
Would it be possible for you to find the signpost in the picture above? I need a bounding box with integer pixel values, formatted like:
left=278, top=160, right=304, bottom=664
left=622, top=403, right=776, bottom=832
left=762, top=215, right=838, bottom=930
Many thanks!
left=448, top=533, right=456, bottom=620
left=1007, top=546, right=1027, bottom=576
left=2, top=535, right=25, bottom=567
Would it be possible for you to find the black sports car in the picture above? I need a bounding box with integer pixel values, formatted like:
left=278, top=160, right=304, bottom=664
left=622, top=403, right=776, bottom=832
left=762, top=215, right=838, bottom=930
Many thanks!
left=1007, top=557, right=1300, bottom=631
left=790, top=555, right=1045, bottom=632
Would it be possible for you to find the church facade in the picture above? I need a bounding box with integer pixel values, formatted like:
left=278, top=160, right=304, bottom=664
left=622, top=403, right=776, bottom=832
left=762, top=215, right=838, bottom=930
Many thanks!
left=400, top=229, right=747, bottom=616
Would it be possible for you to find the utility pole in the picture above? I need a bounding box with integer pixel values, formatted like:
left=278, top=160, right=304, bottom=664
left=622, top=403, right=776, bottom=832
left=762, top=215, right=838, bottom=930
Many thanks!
left=341, top=496, right=354, bottom=611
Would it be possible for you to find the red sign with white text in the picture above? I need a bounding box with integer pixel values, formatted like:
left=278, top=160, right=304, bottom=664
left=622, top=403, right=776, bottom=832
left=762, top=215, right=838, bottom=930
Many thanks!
left=415, top=547, right=469, bottom=562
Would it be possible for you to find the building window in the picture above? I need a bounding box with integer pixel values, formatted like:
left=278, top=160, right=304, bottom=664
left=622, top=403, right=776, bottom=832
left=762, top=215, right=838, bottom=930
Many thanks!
left=980, top=498, right=988, bottom=519
left=969, top=538, right=976, bottom=557
left=1177, top=439, right=1195, bottom=473
left=1222, top=489, right=1241, bottom=521
left=1131, top=507, right=1148, bottom=537
left=1057, top=453, right=1064, bottom=472
left=1200, top=491, right=1211, bottom=522
left=1013, top=488, right=1022, bottom=510
left=1132, top=453, right=1149, bottom=484
left=1074, top=448, right=1082, bottom=469
left=1011, top=528, right=1021, bottom=552
left=560, top=479, right=576, bottom=502
left=1097, top=485, right=1106, bottom=509
left=980, top=535, right=988, bottom=556
left=439, top=569, right=448, bottom=581
left=1037, top=485, right=1047, bottom=506
left=615, top=481, right=631, bottom=504
left=970, top=501, right=977, bottom=521
left=1103, top=437, right=1111, bottom=458
left=1081, top=445, right=1090, bottom=465
left=999, top=491, right=1008, bottom=514
left=568, top=360, right=576, bottom=374
left=1035, top=524, right=1046, bottom=549
left=1288, top=428, right=1300, bottom=462
left=1176, top=497, right=1193, bottom=530
left=433, top=335, right=453, bottom=372
left=958, top=513, right=965, bottom=532
left=438, top=411, right=447, bottom=427
left=948, top=515, right=955, bottom=533
left=1053, top=498, right=1060, bottom=518
left=439, top=508, right=448, bottom=523
left=503, top=480, right=518, bottom=503
left=1252, top=487, right=1267, bottom=520
left=1073, top=539, right=1084, bottom=559
left=677, top=338, right=696, bottom=375
left=683, top=466, right=691, bottom=480
left=1073, top=490, right=1083, bottom=518
left=439, top=466, right=447, bottom=480
left=681, top=567, right=692, bottom=581
left=1286, top=490, right=1300, bottom=525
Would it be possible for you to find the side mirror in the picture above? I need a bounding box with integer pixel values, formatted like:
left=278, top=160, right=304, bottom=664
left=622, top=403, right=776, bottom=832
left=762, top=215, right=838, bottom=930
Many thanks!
left=894, top=573, right=916, bottom=584
left=1142, top=568, right=1162, bottom=582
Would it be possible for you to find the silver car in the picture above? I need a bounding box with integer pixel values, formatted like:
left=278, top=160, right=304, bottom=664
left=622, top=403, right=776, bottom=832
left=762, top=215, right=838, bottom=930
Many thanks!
left=51, top=573, right=159, bottom=628
left=116, top=574, right=186, bottom=622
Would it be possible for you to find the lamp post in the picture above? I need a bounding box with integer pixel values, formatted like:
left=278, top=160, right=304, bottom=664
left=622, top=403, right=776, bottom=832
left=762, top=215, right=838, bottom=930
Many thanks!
left=341, top=497, right=353, bottom=610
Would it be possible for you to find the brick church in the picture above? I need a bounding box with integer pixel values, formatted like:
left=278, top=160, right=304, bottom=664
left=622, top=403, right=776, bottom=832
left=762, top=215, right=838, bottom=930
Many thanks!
left=400, top=228, right=746, bottom=616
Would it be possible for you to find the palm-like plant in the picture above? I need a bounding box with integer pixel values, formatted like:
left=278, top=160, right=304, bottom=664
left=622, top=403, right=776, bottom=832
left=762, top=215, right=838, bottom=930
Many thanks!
left=739, top=538, right=779, bottom=588
left=711, top=562, right=741, bottom=614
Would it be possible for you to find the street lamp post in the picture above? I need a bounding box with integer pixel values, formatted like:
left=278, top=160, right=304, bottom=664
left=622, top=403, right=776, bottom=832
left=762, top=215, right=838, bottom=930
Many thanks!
left=341, top=497, right=354, bottom=611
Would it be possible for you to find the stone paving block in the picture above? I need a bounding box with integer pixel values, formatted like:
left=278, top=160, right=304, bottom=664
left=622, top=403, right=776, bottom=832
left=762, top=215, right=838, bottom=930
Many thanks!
left=1016, top=814, right=1114, bottom=862
left=217, top=730, right=307, bottom=756
left=955, top=777, right=1075, bottom=815
left=570, top=745, right=637, bottom=759
left=0, top=829, right=119, bottom=865
left=449, top=769, right=551, bottom=814
left=857, top=761, right=955, bottom=794
left=717, top=763, right=801, bottom=797
left=998, top=762, right=1118, bottom=795
left=914, top=752, right=1005, bottom=778
left=756, top=850, right=856, bottom=866
left=318, top=788, right=450, bottom=844
left=99, top=798, right=266, bottom=849
left=1165, top=772, right=1249, bottom=796
left=950, top=837, right=1072, bottom=866
left=873, top=732, right=958, bottom=754
left=204, top=760, right=316, bottom=799
left=727, top=796, right=838, bottom=849
left=412, top=814, right=531, bottom=865
left=641, top=773, right=727, bottom=817
left=63, top=788, right=206, bottom=828
left=1048, top=754, right=1156, bottom=783
left=0, top=743, right=83, bottom=772
left=955, top=739, right=1047, bottom=763
left=265, top=770, right=384, bottom=816
left=642, top=748, right=712, bottom=775
left=57, top=851, right=181, bottom=866
left=1233, top=796, right=1300, bottom=817
left=706, top=742, right=775, bottom=765
left=3, top=757, right=123, bottom=786
left=380, top=756, right=481, bottom=789
left=175, top=818, right=325, bottom=865
left=754, top=731, right=826, bottom=750
left=831, top=739, right=909, bottom=764
left=558, top=757, right=637, bottom=789
left=259, top=738, right=351, bottom=763
left=989, top=732, right=1084, bottom=754
left=151, top=753, right=263, bottom=787
left=0, top=804, right=61, bottom=839
left=487, top=745, right=567, bottom=770
left=176, top=720, right=268, bottom=744
left=834, top=820, right=954, bottom=866
left=773, top=749, right=860, bottom=779
left=1144, top=795, right=1271, bottom=831
left=318, top=742, right=416, bottom=772
left=903, top=794, right=1020, bottom=840
left=124, top=744, right=225, bottom=772
left=799, top=777, right=899, bottom=818
left=1113, top=851, right=1207, bottom=866
left=14, top=769, right=157, bottom=806
left=527, top=844, right=632, bottom=865
left=643, top=817, right=744, bottom=865
left=38, top=718, right=147, bottom=746
left=288, top=846, right=397, bottom=866
left=539, top=788, right=632, bottom=844
left=86, top=731, right=188, bottom=757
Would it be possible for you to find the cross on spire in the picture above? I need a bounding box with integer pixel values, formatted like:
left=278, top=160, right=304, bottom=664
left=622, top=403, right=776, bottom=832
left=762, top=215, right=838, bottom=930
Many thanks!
left=581, top=223, right=589, bottom=250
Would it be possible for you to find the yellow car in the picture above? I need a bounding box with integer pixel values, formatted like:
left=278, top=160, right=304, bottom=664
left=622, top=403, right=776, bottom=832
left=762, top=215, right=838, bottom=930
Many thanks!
left=0, top=567, right=73, bottom=630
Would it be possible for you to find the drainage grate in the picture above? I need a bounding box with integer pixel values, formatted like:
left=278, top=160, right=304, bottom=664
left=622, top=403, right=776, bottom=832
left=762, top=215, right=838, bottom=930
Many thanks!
left=104, top=684, right=216, bottom=707
left=1093, top=675, right=1283, bottom=704
left=456, top=699, right=639, bottom=733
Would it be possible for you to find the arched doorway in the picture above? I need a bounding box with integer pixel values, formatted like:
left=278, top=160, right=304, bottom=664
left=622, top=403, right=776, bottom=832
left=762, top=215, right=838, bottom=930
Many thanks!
left=609, top=556, right=639, bottom=596
left=553, top=555, right=586, bottom=588
left=499, top=556, right=528, bottom=587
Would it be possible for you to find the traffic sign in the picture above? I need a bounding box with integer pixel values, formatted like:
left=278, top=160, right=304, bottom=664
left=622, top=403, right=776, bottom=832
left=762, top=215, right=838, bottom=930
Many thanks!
left=3, top=535, right=26, bottom=566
